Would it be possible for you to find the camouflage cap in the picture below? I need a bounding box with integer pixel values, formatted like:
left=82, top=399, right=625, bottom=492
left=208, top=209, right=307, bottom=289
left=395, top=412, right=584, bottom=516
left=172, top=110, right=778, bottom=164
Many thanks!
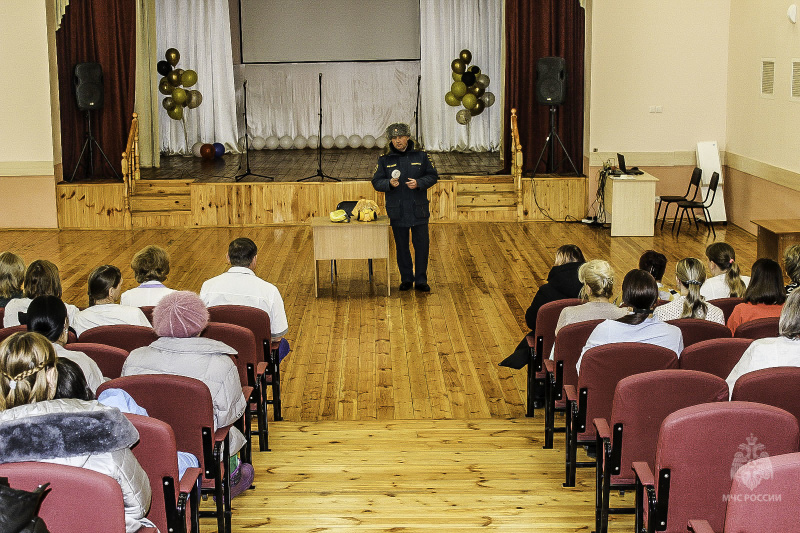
left=386, top=123, right=411, bottom=139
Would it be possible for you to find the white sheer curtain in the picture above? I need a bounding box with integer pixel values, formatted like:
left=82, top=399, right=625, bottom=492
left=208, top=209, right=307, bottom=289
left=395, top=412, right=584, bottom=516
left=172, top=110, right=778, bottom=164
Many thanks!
left=235, top=62, right=420, bottom=141
left=419, top=0, right=503, bottom=151
left=156, top=0, right=238, bottom=154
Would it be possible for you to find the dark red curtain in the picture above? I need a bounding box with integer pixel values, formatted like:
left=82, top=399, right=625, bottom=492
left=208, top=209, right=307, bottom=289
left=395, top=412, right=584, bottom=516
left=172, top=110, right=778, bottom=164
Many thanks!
left=56, top=0, right=135, bottom=182
left=504, top=1, right=585, bottom=175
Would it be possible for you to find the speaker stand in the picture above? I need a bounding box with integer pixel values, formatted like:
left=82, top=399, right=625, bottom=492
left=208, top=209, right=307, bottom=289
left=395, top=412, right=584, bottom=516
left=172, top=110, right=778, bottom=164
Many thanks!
left=69, top=110, right=121, bottom=183
left=531, top=106, right=580, bottom=179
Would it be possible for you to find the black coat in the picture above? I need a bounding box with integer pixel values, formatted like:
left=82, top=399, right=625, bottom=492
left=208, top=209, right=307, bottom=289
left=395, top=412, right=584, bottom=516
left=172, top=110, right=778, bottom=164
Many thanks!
left=524, top=261, right=584, bottom=332
left=371, top=140, right=439, bottom=227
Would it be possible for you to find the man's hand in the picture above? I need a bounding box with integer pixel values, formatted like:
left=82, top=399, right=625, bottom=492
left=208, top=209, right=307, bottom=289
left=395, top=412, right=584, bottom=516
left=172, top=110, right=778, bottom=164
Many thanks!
left=406, top=178, right=418, bottom=189
left=390, top=176, right=400, bottom=187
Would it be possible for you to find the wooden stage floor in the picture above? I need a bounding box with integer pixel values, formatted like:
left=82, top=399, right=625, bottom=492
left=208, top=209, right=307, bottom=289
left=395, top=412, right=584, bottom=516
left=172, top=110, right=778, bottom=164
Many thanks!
left=141, top=148, right=504, bottom=182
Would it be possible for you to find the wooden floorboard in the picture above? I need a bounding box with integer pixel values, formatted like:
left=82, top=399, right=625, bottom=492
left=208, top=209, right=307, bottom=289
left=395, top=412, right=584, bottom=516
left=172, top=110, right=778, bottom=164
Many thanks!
left=0, top=221, right=756, bottom=531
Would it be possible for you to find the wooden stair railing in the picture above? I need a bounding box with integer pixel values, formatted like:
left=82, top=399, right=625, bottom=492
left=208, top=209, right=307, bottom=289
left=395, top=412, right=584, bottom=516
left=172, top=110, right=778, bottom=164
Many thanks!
left=121, top=112, right=139, bottom=230
left=510, top=108, right=524, bottom=221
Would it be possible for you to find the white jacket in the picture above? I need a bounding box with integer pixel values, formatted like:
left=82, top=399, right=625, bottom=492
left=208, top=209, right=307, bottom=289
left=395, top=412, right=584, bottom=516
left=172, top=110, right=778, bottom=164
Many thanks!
left=0, top=399, right=152, bottom=533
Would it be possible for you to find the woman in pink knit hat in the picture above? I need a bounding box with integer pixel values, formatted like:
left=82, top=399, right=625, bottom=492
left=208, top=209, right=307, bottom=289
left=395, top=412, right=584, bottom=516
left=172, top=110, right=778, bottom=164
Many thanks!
left=121, top=291, right=254, bottom=497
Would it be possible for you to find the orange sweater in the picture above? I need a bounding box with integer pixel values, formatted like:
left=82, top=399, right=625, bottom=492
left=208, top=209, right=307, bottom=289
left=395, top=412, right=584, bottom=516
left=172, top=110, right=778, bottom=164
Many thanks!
left=727, top=303, right=783, bottom=334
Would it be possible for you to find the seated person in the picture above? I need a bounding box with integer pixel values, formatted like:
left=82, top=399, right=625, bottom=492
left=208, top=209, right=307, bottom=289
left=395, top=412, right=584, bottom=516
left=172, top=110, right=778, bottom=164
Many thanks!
left=500, top=244, right=585, bottom=369
left=784, top=244, right=800, bottom=294
left=3, top=260, right=80, bottom=328
left=0, top=331, right=152, bottom=532
left=120, top=245, right=176, bottom=307
left=200, top=237, right=288, bottom=341
left=653, top=257, right=725, bottom=324
left=121, top=291, right=253, bottom=497
left=0, top=251, right=25, bottom=309
left=554, top=259, right=627, bottom=337
left=700, top=242, right=749, bottom=300
left=23, top=295, right=105, bottom=393
left=639, top=250, right=677, bottom=302
left=72, top=265, right=151, bottom=337
left=726, top=290, right=800, bottom=396
left=577, top=269, right=684, bottom=374
left=727, top=258, right=786, bottom=335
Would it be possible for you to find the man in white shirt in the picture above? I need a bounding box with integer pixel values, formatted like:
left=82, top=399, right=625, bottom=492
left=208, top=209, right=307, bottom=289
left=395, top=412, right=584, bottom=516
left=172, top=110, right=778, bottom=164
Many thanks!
left=199, top=237, right=288, bottom=340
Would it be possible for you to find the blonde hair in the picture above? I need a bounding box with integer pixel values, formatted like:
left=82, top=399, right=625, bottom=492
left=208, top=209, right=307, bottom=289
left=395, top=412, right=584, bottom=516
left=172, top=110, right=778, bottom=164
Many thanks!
left=705, top=242, right=746, bottom=297
left=676, top=258, right=708, bottom=319
left=0, top=252, right=25, bottom=299
left=554, top=244, right=585, bottom=266
left=0, top=331, right=57, bottom=410
left=578, top=260, right=614, bottom=300
left=784, top=245, right=800, bottom=285
left=780, top=290, right=800, bottom=339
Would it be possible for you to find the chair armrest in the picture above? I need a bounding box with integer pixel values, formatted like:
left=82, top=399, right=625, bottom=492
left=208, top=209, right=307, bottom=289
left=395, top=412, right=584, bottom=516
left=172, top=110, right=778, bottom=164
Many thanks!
left=213, top=426, right=230, bottom=443
left=270, top=341, right=280, bottom=351
left=256, top=361, right=268, bottom=375
left=526, top=335, right=536, bottom=348
left=179, top=467, right=202, bottom=494
left=632, top=461, right=655, bottom=488
left=563, top=385, right=577, bottom=403
left=687, top=520, right=716, bottom=533
left=593, top=418, right=611, bottom=440
left=543, top=359, right=554, bottom=373
left=242, top=385, right=255, bottom=402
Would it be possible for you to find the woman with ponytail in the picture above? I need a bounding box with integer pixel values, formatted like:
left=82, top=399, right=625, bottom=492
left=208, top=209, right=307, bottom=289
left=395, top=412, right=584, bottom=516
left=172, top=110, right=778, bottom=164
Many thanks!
left=653, top=258, right=725, bottom=324
left=71, top=265, right=150, bottom=337
left=727, top=258, right=786, bottom=334
left=577, top=269, right=683, bottom=374
left=700, top=242, right=749, bottom=300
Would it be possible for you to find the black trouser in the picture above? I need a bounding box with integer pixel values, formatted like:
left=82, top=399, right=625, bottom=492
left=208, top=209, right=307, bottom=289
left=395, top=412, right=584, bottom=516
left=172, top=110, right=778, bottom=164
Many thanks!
left=391, top=224, right=430, bottom=284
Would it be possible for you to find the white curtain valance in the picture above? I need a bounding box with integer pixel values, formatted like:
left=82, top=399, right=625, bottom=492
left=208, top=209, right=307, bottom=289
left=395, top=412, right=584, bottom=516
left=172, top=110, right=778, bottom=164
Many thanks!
left=54, top=0, right=69, bottom=29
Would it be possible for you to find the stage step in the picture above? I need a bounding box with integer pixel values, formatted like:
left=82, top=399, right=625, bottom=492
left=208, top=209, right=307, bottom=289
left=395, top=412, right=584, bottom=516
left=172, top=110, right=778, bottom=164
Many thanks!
left=130, top=194, right=191, bottom=213
left=455, top=175, right=516, bottom=209
left=133, top=179, right=194, bottom=195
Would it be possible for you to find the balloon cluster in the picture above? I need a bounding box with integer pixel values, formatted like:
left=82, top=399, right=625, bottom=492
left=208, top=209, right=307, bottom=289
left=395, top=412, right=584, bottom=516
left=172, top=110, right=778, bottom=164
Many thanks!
left=445, top=49, right=495, bottom=125
left=245, top=135, right=387, bottom=151
left=157, top=48, right=202, bottom=121
left=191, top=142, right=225, bottom=160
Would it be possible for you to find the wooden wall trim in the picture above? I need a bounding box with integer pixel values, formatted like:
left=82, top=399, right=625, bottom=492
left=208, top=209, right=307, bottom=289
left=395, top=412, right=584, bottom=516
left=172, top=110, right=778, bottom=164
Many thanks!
left=725, top=151, right=800, bottom=193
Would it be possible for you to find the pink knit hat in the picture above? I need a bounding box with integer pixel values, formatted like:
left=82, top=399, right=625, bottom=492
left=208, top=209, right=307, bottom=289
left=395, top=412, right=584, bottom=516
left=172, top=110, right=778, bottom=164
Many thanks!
left=152, top=291, right=209, bottom=338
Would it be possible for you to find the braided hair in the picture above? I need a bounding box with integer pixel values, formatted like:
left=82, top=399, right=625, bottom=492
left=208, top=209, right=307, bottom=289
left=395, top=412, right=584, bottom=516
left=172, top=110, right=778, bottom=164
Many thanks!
left=0, top=331, right=58, bottom=410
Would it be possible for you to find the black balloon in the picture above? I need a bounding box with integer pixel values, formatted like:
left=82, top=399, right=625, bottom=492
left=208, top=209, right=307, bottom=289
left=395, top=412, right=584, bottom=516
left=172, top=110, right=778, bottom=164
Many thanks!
left=461, top=71, right=476, bottom=87
left=157, top=60, right=172, bottom=76
left=468, top=65, right=481, bottom=75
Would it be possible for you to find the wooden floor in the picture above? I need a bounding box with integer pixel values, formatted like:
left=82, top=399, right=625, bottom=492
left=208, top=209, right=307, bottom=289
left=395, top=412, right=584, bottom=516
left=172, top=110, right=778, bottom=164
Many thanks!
left=0, top=221, right=756, bottom=531
left=140, top=148, right=504, bottom=183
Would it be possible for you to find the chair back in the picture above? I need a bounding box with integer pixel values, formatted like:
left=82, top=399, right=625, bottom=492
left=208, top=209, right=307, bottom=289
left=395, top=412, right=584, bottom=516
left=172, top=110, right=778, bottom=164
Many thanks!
left=733, top=316, right=781, bottom=340
left=77, top=324, right=158, bottom=352
left=139, top=306, right=155, bottom=324
left=702, top=172, right=720, bottom=207
left=125, top=413, right=183, bottom=533
left=687, top=167, right=702, bottom=200
left=552, top=319, right=604, bottom=392
left=654, top=401, right=799, bottom=533
left=336, top=200, right=359, bottom=217
left=577, top=343, right=678, bottom=441
left=207, top=305, right=271, bottom=362
left=67, top=342, right=128, bottom=379
left=731, top=366, right=800, bottom=423
left=97, top=375, right=215, bottom=479
left=708, top=297, right=744, bottom=323
left=0, top=462, right=128, bottom=533
left=678, top=338, right=752, bottom=379
left=666, top=318, right=731, bottom=347
left=535, top=298, right=583, bottom=362
left=608, top=370, right=728, bottom=484
left=202, top=321, right=258, bottom=387
left=0, top=324, right=26, bottom=343
left=0, top=307, right=4, bottom=324
left=721, top=452, right=800, bottom=532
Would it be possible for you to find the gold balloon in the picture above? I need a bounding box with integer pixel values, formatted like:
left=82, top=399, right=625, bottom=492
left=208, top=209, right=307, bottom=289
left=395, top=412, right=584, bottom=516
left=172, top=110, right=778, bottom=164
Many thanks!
left=468, top=81, right=486, bottom=98
left=459, top=49, right=472, bottom=64
left=455, top=109, right=472, bottom=125
left=181, top=69, right=198, bottom=87
left=462, top=93, right=478, bottom=110
left=451, top=58, right=466, bottom=74
left=482, top=92, right=496, bottom=107
left=167, top=105, right=183, bottom=120
left=445, top=91, right=460, bottom=106
left=452, top=71, right=462, bottom=82
left=171, top=87, right=187, bottom=105
left=165, top=48, right=180, bottom=67
left=477, top=73, right=490, bottom=87
left=167, top=71, right=181, bottom=87
left=158, top=79, right=172, bottom=95
left=161, top=97, right=175, bottom=110
left=451, top=81, right=467, bottom=98
left=188, top=90, right=202, bottom=109
left=470, top=99, right=486, bottom=116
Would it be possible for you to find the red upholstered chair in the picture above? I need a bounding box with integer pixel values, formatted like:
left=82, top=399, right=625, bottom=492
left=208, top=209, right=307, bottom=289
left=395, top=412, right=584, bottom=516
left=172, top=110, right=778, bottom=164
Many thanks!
left=98, top=375, right=233, bottom=533
left=0, top=307, right=4, bottom=324
left=207, top=305, right=283, bottom=421
left=633, top=402, right=800, bottom=533
left=688, top=452, right=800, bottom=533
left=202, top=321, right=269, bottom=452
left=542, top=319, right=604, bottom=449
left=77, top=324, right=158, bottom=352
left=733, top=316, right=780, bottom=340
left=562, top=343, right=678, bottom=487
left=707, top=298, right=743, bottom=323
left=592, top=370, right=728, bottom=533
left=139, top=305, right=155, bottom=324
left=1, top=325, right=77, bottom=344
left=126, top=413, right=202, bottom=533
left=66, top=342, right=128, bottom=379
left=526, top=298, right=583, bottom=416
left=0, top=462, right=157, bottom=533
left=665, top=318, right=731, bottom=347
left=678, top=338, right=753, bottom=380
left=731, top=366, right=800, bottom=423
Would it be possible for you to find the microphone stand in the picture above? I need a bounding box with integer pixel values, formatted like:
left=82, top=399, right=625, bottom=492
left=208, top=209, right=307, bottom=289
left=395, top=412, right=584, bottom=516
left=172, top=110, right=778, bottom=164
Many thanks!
left=235, top=80, right=274, bottom=182
left=414, top=75, right=421, bottom=148
left=299, top=73, right=340, bottom=182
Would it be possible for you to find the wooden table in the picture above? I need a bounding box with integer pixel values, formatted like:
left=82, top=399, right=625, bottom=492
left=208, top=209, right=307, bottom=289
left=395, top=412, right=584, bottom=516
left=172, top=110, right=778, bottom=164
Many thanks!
left=751, top=219, right=800, bottom=263
left=603, top=172, right=659, bottom=236
left=310, top=216, right=391, bottom=297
